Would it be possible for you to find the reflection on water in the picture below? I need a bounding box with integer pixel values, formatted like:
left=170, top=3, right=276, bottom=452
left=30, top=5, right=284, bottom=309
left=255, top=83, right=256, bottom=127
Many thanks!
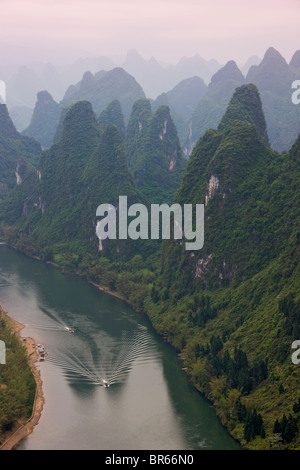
left=0, top=245, right=240, bottom=450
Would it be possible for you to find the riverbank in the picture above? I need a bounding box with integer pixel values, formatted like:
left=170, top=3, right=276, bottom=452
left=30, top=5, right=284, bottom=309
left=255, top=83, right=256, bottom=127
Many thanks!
left=0, top=309, right=44, bottom=451
left=31, top=251, right=128, bottom=303
left=88, top=280, right=127, bottom=302
left=0, top=242, right=243, bottom=449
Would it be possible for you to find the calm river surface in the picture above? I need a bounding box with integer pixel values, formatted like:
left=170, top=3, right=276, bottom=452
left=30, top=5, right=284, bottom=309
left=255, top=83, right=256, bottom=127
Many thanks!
left=0, top=244, right=240, bottom=450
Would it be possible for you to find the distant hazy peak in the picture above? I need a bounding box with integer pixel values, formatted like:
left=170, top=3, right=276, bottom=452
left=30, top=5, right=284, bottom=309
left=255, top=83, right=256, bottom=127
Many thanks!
left=36, top=90, right=58, bottom=106
left=240, top=55, right=261, bottom=75
left=210, top=60, right=244, bottom=85
left=290, top=50, right=300, bottom=68
left=261, top=47, right=288, bottom=68
left=170, top=75, right=207, bottom=91
left=125, top=49, right=145, bottom=62
left=80, top=71, right=96, bottom=90
left=245, top=46, right=292, bottom=93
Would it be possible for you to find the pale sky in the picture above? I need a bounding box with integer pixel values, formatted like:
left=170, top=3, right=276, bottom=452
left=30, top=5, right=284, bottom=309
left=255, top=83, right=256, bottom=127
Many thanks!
left=0, top=0, right=299, bottom=66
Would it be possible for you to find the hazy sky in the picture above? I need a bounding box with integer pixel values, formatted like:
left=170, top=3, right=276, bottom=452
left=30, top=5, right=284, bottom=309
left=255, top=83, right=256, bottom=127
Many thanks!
left=0, top=0, right=299, bottom=66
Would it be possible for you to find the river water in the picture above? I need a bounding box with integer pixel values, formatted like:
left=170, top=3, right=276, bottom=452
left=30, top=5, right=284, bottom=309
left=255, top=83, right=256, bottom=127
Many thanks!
left=0, top=244, right=240, bottom=450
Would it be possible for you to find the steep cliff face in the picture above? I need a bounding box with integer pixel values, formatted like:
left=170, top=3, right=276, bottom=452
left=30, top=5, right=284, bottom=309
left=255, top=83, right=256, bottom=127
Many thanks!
left=125, top=101, right=186, bottom=203
left=163, top=119, right=275, bottom=290
left=0, top=100, right=146, bottom=261
left=125, top=99, right=152, bottom=170
left=0, top=101, right=101, bottom=247
left=82, top=123, right=146, bottom=258
left=0, top=104, right=41, bottom=197
left=145, top=86, right=300, bottom=449
left=218, top=84, right=269, bottom=146
left=98, top=99, right=126, bottom=137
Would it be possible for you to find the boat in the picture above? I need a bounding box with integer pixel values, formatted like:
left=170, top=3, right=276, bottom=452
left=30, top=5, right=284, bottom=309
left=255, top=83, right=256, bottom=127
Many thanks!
left=65, top=327, right=74, bottom=333
left=36, top=344, right=47, bottom=361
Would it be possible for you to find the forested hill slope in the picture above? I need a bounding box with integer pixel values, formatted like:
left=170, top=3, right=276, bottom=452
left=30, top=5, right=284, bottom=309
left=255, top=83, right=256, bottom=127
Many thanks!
left=0, top=100, right=149, bottom=264
left=145, top=85, right=300, bottom=449
left=0, top=104, right=41, bottom=198
left=1, top=82, right=300, bottom=449
left=125, top=99, right=186, bottom=203
left=218, top=84, right=269, bottom=146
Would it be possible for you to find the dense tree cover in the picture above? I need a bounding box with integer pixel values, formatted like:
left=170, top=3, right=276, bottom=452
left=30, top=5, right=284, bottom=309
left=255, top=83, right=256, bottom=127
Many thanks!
left=218, top=84, right=269, bottom=145
left=143, top=86, right=300, bottom=449
left=98, top=99, right=126, bottom=137
left=0, top=308, right=36, bottom=441
left=1, top=83, right=300, bottom=449
left=125, top=100, right=186, bottom=203
left=0, top=104, right=41, bottom=199
left=0, top=99, right=160, bottom=265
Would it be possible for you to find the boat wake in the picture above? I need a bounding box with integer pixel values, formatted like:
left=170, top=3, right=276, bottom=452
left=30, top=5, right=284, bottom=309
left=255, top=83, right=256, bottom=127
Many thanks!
left=46, top=326, right=158, bottom=388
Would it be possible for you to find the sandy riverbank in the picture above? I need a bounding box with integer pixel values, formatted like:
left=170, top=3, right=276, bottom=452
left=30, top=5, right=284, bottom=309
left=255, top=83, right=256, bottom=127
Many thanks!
left=0, top=311, right=44, bottom=451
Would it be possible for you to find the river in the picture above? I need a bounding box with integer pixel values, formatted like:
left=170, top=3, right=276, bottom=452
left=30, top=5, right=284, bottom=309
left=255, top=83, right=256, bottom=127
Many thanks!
left=0, top=244, right=240, bottom=450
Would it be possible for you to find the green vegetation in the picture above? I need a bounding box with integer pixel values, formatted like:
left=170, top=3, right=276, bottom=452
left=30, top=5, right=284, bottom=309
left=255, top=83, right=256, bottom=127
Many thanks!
left=218, top=84, right=269, bottom=145
left=184, top=48, right=300, bottom=157
left=0, top=104, right=41, bottom=198
left=98, top=99, right=125, bottom=137
left=142, top=86, right=300, bottom=449
left=152, top=76, right=208, bottom=147
left=125, top=100, right=186, bottom=203
left=1, top=82, right=300, bottom=449
left=0, top=307, right=36, bottom=443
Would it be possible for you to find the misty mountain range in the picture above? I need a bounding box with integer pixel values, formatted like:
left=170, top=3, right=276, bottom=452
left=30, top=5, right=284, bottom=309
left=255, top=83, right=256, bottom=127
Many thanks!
left=8, top=46, right=299, bottom=157
left=1, top=43, right=300, bottom=450
left=3, top=49, right=259, bottom=127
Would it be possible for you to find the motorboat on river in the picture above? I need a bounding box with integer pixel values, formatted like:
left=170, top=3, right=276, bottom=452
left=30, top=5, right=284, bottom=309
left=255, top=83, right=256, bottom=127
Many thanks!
left=65, top=327, right=74, bottom=333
